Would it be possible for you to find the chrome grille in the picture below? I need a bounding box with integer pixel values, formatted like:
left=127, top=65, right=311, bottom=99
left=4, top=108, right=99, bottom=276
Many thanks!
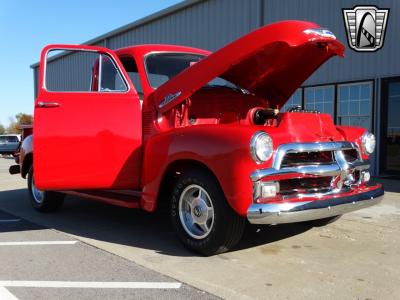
left=279, top=177, right=333, bottom=195
left=343, top=149, right=359, bottom=162
left=281, top=151, right=334, bottom=167
left=250, top=141, right=370, bottom=199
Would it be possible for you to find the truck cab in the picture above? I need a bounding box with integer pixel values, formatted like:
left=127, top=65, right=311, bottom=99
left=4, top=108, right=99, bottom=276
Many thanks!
left=12, top=21, right=383, bottom=255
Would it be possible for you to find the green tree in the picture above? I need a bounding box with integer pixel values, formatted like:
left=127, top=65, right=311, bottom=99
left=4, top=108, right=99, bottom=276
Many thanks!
left=0, top=123, right=5, bottom=135
left=16, top=113, right=33, bottom=125
left=7, top=113, right=33, bottom=134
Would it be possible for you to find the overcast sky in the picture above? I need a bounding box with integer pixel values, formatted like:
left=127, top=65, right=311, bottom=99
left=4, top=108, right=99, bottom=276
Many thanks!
left=0, top=0, right=181, bottom=127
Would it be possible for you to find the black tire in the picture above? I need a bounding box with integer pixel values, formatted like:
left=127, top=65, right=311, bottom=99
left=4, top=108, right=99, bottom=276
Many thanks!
left=27, top=166, right=64, bottom=212
left=305, top=215, right=341, bottom=227
left=170, top=169, right=245, bottom=256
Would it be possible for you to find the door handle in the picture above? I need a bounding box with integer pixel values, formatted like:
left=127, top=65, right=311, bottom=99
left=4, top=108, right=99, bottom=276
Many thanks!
left=36, top=101, right=60, bottom=108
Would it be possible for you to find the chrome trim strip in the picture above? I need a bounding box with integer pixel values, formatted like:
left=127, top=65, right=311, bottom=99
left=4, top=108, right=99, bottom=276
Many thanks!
left=159, top=91, right=182, bottom=109
left=43, top=48, right=131, bottom=94
left=272, top=141, right=356, bottom=170
left=98, top=52, right=103, bottom=92
left=303, top=28, right=336, bottom=39
left=247, top=186, right=384, bottom=225
left=250, top=160, right=370, bottom=182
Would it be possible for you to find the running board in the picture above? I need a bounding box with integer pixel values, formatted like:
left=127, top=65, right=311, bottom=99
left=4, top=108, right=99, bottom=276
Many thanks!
left=61, top=189, right=141, bottom=208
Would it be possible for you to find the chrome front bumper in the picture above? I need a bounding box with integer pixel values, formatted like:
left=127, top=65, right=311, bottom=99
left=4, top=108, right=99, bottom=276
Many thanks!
left=247, top=186, right=384, bottom=225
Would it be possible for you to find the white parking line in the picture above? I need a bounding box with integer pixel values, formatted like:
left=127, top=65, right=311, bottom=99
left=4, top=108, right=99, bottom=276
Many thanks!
left=0, top=219, right=21, bottom=223
left=0, top=287, right=18, bottom=300
left=0, top=281, right=182, bottom=289
left=0, top=241, right=78, bottom=246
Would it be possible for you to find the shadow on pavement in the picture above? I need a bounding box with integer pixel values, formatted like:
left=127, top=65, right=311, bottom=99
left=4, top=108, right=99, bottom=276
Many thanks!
left=0, top=209, right=43, bottom=233
left=0, top=188, right=313, bottom=257
left=234, top=222, right=311, bottom=251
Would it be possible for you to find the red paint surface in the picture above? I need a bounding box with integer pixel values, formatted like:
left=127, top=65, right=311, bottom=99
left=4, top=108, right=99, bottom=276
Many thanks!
left=34, top=45, right=142, bottom=190
left=31, top=21, right=376, bottom=215
left=151, top=20, right=344, bottom=112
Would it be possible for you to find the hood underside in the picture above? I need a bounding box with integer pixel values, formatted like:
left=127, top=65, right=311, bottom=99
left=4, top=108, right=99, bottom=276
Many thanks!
left=150, top=20, right=345, bottom=112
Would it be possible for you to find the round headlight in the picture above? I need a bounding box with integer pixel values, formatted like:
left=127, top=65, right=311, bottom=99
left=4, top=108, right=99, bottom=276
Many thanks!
left=362, top=131, right=376, bottom=154
left=250, top=132, right=273, bottom=163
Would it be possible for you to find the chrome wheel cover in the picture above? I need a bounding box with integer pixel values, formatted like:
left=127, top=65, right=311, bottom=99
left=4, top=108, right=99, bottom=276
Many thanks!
left=31, top=175, right=44, bottom=204
left=178, top=184, right=215, bottom=240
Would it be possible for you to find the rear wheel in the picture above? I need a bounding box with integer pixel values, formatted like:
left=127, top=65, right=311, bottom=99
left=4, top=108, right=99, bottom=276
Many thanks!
left=27, top=166, right=64, bottom=212
left=170, top=169, right=245, bottom=256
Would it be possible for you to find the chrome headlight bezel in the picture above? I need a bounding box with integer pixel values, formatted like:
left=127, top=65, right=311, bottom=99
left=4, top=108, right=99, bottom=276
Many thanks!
left=250, top=131, right=273, bottom=163
left=361, top=131, right=376, bottom=155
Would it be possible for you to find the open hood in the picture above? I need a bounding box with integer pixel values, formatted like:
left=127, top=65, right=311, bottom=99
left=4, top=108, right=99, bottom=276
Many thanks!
left=150, top=20, right=345, bottom=112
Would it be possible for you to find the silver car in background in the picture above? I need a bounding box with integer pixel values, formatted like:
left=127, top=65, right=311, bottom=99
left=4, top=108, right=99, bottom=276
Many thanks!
left=0, top=135, right=21, bottom=155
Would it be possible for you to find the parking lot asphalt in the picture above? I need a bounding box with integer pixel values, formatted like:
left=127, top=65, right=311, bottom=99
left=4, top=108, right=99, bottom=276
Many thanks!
left=0, top=157, right=218, bottom=300
left=0, top=156, right=399, bottom=299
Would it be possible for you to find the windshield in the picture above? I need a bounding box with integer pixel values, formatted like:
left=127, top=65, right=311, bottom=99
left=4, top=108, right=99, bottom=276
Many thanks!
left=145, top=52, right=243, bottom=91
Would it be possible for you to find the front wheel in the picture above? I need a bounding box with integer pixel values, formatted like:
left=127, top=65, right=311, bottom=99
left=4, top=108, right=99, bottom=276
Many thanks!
left=27, top=166, right=65, bottom=212
left=170, top=169, right=245, bottom=256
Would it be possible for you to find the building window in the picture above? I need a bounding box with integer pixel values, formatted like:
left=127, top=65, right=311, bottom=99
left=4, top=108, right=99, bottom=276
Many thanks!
left=304, top=85, right=334, bottom=118
left=337, top=82, right=372, bottom=131
left=281, top=89, right=302, bottom=112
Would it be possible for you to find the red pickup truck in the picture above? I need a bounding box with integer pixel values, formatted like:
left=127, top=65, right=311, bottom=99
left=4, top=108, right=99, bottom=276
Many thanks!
left=10, top=21, right=383, bottom=255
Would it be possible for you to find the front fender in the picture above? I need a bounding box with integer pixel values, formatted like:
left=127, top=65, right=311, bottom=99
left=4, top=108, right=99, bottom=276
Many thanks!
left=336, top=125, right=368, bottom=160
left=141, top=125, right=264, bottom=215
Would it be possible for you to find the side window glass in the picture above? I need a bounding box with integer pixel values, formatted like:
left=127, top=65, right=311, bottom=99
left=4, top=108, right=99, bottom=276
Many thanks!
left=120, top=56, right=144, bottom=99
left=45, top=49, right=127, bottom=93
left=46, top=50, right=99, bottom=92
left=99, top=55, right=127, bottom=92
left=6, top=136, right=19, bottom=143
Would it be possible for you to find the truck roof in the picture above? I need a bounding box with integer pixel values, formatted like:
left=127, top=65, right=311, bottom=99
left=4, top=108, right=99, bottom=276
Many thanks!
left=114, top=44, right=211, bottom=57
